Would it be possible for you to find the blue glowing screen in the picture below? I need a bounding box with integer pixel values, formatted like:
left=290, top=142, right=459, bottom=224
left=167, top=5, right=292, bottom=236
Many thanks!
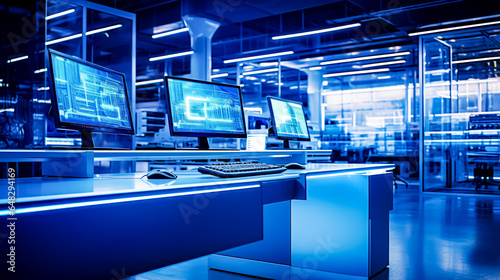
left=269, top=98, right=309, bottom=140
left=167, top=78, right=246, bottom=136
left=50, top=53, right=133, bottom=131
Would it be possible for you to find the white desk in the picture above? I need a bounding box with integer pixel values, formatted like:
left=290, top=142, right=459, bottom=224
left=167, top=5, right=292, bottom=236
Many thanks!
left=0, top=156, right=392, bottom=280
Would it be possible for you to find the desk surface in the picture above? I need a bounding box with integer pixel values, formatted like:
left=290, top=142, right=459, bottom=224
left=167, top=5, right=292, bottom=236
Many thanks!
left=0, top=163, right=392, bottom=205
left=0, top=149, right=329, bottom=162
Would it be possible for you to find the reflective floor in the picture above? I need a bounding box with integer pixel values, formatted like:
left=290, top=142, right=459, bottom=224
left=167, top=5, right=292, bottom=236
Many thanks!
left=126, top=186, right=500, bottom=280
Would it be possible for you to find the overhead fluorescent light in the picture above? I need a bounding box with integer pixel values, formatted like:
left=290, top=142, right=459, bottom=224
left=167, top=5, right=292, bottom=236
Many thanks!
left=46, top=9, right=75, bottom=20
left=409, top=20, right=500, bottom=36
left=0, top=108, right=15, bottom=113
left=361, top=59, right=406, bottom=68
left=323, top=68, right=390, bottom=78
left=321, top=51, right=410, bottom=65
left=259, top=62, right=278, bottom=67
left=378, top=75, right=391, bottom=80
left=322, top=85, right=406, bottom=95
left=135, top=79, right=164, bottom=86
left=211, top=73, right=229, bottom=78
left=242, top=68, right=279, bottom=76
left=272, top=23, right=361, bottom=40
left=309, top=66, right=322, bottom=71
left=212, top=69, right=220, bottom=72
left=427, top=69, right=450, bottom=75
left=34, top=68, right=47, bottom=74
left=453, top=56, right=500, bottom=64
left=45, top=33, right=82, bottom=46
left=152, top=27, right=189, bottom=39
left=149, top=50, right=194, bottom=62
left=86, top=24, right=123, bottom=35
left=37, top=87, right=50, bottom=91
left=7, top=55, right=29, bottom=63
left=224, top=51, right=294, bottom=64
left=303, top=56, right=324, bottom=61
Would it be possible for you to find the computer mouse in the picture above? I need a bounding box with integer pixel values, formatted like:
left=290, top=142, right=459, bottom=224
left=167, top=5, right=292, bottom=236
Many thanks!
left=146, top=170, right=178, bottom=179
left=284, top=163, right=306, bottom=170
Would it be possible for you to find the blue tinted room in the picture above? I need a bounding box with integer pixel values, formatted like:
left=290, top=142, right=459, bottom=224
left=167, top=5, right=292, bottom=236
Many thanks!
left=1, top=0, right=500, bottom=279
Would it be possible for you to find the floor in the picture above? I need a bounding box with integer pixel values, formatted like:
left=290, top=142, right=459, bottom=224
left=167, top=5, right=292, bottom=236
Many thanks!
left=125, top=185, right=500, bottom=280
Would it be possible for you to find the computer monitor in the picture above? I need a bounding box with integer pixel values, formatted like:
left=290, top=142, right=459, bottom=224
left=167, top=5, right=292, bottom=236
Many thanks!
left=48, top=49, right=134, bottom=149
left=267, top=96, right=310, bottom=149
left=165, top=76, right=247, bottom=149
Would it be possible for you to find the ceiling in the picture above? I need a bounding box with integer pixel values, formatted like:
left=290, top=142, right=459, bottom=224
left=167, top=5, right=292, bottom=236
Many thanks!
left=70, top=0, right=500, bottom=101
left=84, top=0, right=500, bottom=87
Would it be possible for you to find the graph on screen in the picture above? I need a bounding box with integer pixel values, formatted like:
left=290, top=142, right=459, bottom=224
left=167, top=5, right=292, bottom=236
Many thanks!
left=50, top=54, right=132, bottom=131
left=270, top=98, right=309, bottom=139
left=167, top=78, right=245, bottom=136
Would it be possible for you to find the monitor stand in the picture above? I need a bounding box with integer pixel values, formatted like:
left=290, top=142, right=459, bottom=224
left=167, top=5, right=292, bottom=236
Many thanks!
left=283, top=139, right=290, bottom=149
left=268, top=126, right=291, bottom=150
left=81, top=130, right=94, bottom=149
left=198, top=137, right=210, bottom=150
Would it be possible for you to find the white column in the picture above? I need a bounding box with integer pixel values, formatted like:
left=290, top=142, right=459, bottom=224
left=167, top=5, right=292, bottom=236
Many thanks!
left=182, top=15, right=220, bottom=81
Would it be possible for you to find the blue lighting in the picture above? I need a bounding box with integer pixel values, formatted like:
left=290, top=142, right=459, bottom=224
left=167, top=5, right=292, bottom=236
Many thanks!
left=167, top=78, right=246, bottom=136
left=0, top=185, right=259, bottom=216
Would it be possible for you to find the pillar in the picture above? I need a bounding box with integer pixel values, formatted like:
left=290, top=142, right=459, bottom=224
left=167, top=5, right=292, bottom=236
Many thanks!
left=182, top=15, right=220, bottom=81
left=305, top=70, right=324, bottom=129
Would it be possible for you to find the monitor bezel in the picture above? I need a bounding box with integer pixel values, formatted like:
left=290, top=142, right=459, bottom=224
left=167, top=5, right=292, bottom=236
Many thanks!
left=267, top=96, right=311, bottom=142
left=165, top=76, right=247, bottom=139
left=47, top=49, right=135, bottom=135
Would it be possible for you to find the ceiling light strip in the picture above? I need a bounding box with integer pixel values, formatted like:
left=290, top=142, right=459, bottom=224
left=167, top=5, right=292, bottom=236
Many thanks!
left=152, top=27, right=189, bottom=39
left=211, top=73, right=229, bottom=78
left=224, top=51, right=294, bottom=64
left=361, top=59, right=406, bottom=68
left=149, top=51, right=194, bottom=62
left=45, top=33, right=83, bottom=46
left=272, top=23, right=361, bottom=40
left=409, top=20, right=500, bottom=36
left=46, top=9, right=75, bottom=20
left=86, top=24, right=123, bottom=35
left=309, top=66, right=322, bottom=71
left=321, top=51, right=410, bottom=65
left=453, top=56, right=500, bottom=64
left=135, top=79, right=164, bottom=86
left=242, top=68, right=279, bottom=76
left=34, top=68, right=47, bottom=74
left=323, top=68, right=390, bottom=78
left=7, top=55, right=29, bottom=63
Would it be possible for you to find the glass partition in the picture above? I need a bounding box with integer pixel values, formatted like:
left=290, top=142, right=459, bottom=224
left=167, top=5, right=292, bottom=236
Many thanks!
left=44, top=0, right=136, bottom=148
left=420, top=25, right=500, bottom=194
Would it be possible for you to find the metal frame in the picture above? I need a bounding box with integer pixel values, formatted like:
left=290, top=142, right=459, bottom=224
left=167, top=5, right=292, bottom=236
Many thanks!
left=417, top=24, right=500, bottom=192
left=45, top=0, right=136, bottom=134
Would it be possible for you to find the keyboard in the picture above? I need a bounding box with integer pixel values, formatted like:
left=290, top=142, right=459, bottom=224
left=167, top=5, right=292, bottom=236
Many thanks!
left=198, top=162, right=287, bottom=178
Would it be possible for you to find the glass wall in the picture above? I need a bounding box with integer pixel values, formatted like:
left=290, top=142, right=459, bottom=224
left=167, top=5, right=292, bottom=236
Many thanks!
left=44, top=0, right=135, bottom=148
left=321, top=69, right=418, bottom=156
left=420, top=25, right=500, bottom=194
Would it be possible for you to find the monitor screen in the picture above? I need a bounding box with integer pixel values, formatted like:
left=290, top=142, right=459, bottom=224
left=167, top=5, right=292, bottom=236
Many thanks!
left=267, top=96, right=310, bottom=141
left=48, top=49, right=134, bottom=135
left=165, top=76, right=247, bottom=138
